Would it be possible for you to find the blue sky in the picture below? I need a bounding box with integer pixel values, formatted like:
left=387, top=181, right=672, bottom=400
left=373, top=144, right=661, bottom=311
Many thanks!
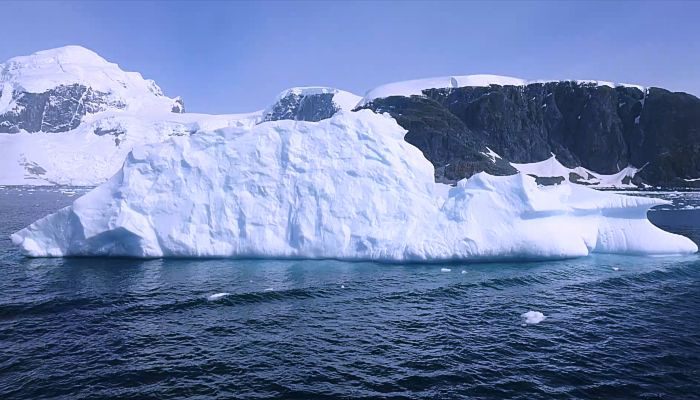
left=3, top=0, right=699, bottom=113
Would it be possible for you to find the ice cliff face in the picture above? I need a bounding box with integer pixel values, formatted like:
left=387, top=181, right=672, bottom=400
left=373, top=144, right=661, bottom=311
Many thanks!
left=11, top=110, right=697, bottom=259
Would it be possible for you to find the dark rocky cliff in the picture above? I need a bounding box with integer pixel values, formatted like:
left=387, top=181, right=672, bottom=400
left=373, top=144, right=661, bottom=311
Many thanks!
left=263, top=92, right=340, bottom=123
left=0, top=84, right=185, bottom=134
left=359, top=82, right=700, bottom=187
left=0, top=84, right=125, bottom=133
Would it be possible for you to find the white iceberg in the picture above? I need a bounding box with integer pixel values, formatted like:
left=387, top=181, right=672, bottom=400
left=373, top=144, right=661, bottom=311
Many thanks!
left=10, top=110, right=697, bottom=260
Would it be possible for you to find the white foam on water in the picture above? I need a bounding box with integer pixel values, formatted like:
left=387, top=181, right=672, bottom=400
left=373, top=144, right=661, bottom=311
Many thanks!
left=522, top=310, right=546, bottom=325
left=441, top=268, right=451, bottom=272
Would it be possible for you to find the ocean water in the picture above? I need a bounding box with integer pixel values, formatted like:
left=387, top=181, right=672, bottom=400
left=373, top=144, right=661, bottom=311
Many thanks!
left=1, top=187, right=699, bottom=399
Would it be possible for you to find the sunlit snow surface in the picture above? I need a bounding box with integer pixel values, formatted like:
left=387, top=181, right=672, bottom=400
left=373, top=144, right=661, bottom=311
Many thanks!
left=0, top=111, right=262, bottom=186
left=0, top=46, right=177, bottom=113
left=0, top=45, right=264, bottom=186
left=10, top=110, right=696, bottom=259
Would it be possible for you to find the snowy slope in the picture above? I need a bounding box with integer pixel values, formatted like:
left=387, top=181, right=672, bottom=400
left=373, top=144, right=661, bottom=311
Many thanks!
left=0, top=45, right=180, bottom=113
left=359, top=74, right=645, bottom=105
left=12, top=110, right=696, bottom=259
left=0, top=45, right=263, bottom=186
left=510, top=154, right=641, bottom=188
left=0, top=110, right=261, bottom=185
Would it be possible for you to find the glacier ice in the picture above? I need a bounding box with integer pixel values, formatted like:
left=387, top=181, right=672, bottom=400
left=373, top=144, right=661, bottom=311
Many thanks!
left=10, top=110, right=698, bottom=260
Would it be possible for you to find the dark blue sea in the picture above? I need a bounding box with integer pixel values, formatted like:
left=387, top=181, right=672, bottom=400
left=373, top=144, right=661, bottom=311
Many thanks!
left=1, top=187, right=699, bottom=399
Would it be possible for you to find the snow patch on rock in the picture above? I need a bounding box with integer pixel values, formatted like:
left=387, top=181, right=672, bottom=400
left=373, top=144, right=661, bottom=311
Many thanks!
left=511, top=154, right=640, bottom=188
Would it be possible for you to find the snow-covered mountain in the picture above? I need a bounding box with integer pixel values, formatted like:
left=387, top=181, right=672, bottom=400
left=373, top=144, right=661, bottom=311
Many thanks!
left=357, top=75, right=700, bottom=188
left=1, top=47, right=698, bottom=189
left=0, top=46, right=260, bottom=185
left=0, top=45, right=184, bottom=133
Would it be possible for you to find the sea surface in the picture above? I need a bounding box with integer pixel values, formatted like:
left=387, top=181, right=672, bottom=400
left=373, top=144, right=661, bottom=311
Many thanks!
left=1, top=187, right=699, bottom=399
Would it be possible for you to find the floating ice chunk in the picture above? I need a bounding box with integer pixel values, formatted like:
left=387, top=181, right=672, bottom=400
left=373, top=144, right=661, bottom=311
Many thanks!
left=207, top=292, right=230, bottom=301
left=441, top=268, right=451, bottom=272
left=10, top=110, right=698, bottom=260
left=522, top=310, right=546, bottom=325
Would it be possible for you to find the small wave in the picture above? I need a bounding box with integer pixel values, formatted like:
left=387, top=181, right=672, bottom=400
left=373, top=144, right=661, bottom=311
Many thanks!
left=441, top=268, right=451, bottom=272
left=522, top=310, right=546, bottom=325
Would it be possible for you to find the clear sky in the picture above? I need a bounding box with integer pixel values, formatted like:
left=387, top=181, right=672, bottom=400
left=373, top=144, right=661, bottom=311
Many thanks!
left=2, top=0, right=699, bottom=113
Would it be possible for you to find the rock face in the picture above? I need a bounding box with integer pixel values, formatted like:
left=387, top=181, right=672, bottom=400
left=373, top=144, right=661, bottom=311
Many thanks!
left=263, top=91, right=338, bottom=122
left=171, top=96, right=185, bottom=113
left=0, top=84, right=125, bottom=133
left=357, top=95, right=516, bottom=183
left=262, top=87, right=362, bottom=123
left=359, top=81, right=700, bottom=187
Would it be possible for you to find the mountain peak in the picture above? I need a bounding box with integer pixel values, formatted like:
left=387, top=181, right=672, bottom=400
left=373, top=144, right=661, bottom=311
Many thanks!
left=18, top=45, right=110, bottom=66
left=0, top=45, right=182, bottom=114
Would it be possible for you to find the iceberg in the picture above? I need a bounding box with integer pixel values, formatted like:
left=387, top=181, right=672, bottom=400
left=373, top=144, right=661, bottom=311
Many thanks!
left=11, top=110, right=697, bottom=260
